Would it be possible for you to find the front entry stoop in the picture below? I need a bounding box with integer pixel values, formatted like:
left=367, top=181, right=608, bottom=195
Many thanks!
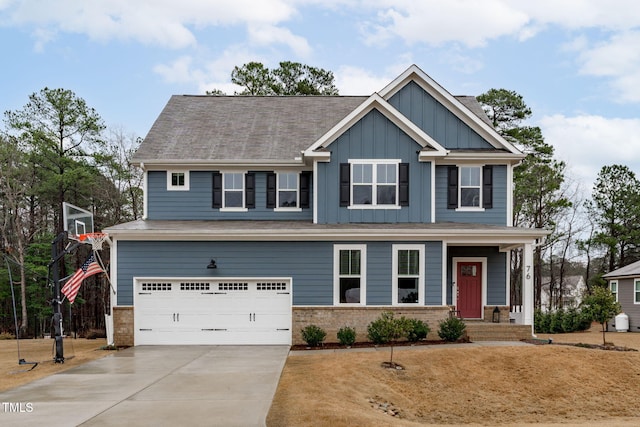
left=464, top=322, right=532, bottom=341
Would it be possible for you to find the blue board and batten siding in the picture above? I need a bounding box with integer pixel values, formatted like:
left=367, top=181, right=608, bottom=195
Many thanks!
left=435, top=165, right=508, bottom=225
left=388, top=81, right=493, bottom=150
left=316, top=109, right=432, bottom=224
left=116, top=240, right=444, bottom=306
left=147, top=171, right=313, bottom=221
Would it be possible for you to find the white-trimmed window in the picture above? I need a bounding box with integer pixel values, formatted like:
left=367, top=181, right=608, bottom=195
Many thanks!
left=460, top=166, right=481, bottom=207
left=635, top=280, right=640, bottom=304
left=334, top=244, right=366, bottom=305
left=167, top=170, right=189, bottom=191
left=610, top=280, right=618, bottom=302
left=223, top=172, right=245, bottom=209
left=392, top=244, right=424, bottom=305
left=351, top=160, right=399, bottom=207
left=278, top=172, right=299, bottom=209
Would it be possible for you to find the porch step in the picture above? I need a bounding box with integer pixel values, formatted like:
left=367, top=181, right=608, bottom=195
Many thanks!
left=464, top=322, right=532, bottom=342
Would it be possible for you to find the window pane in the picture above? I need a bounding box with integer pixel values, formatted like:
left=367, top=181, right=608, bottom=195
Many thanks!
left=377, top=185, right=396, bottom=205
left=225, top=191, right=243, bottom=207
left=353, top=164, right=372, bottom=184
left=376, top=164, right=396, bottom=184
left=398, top=250, right=419, bottom=275
left=461, top=167, right=480, bottom=186
left=461, top=188, right=480, bottom=207
left=172, top=172, right=184, bottom=186
left=353, top=185, right=372, bottom=204
left=224, top=173, right=243, bottom=190
left=340, top=250, right=360, bottom=275
left=279, top=191, right=297, bottom=207
left=279, top=173, right=297, bottom=190
left=398, top=278, right=418, bottom=303
left=340, top=278, right=361, bottom=303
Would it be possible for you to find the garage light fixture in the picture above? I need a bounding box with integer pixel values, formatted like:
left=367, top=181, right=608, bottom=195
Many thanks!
left=207, top=259, right=217, bottom=269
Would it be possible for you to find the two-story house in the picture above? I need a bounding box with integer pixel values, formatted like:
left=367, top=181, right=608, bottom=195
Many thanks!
left=105, top=65, right=547, bottom=346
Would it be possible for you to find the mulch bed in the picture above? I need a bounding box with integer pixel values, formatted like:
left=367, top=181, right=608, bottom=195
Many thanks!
left=290, top=339, right=467, bottom=351
left=522, top=338, right=638, bottom=352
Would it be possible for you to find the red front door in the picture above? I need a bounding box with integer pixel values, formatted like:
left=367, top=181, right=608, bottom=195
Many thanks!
left=456, top=262, right=482, bottom=319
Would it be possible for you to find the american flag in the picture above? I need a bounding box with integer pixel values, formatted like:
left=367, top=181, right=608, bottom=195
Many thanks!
left=61, top=253, right=104, bottom=304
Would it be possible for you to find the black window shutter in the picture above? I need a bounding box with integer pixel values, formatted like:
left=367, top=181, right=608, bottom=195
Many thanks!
left=245, top=173, right=255, bottom=209
left=483, top=165, right=493, bottom=209
left=300, top=172, right=311, bottom=209
left=447, top=166, right=458, bottom=209
left=399, top=163, right=409, bottom=206
left=340, top=163, right=350, bottom=207
left=212, top=172, right=222, bottom=208
left=266, top=172, right=276, bottom=208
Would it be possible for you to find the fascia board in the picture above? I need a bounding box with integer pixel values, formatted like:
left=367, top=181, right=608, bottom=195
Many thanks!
left=303, top=93, right=448, bottom=157
left=435, top=152, right=525, bottom=165
left=106, top=227, right=549, bottom=242
left=138, top=160, right=306, bottom=170
left=379, top=65, right=522, bottom=155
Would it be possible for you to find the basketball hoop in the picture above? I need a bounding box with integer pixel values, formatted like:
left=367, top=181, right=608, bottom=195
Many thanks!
left=78, top=232, right=110, bottom=250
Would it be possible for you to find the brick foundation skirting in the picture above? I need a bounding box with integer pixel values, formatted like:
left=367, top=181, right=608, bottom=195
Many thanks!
left=292, top=306, right=452, bottom=345
left=113, top=306, right=134, bottom=347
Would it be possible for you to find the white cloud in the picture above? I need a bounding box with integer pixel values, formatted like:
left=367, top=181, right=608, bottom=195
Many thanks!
left=576, top=31, right=640, bottom=103
left=247, top=24, right=311, bottom=57
left=2, top=0, right=298, bottom=49
left=539, top=114, right=640, bottom=192
left=335, top=65, right=397, bottom=95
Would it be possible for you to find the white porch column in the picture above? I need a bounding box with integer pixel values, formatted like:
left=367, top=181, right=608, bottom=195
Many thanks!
left=522, top=242, right=534, bottom=329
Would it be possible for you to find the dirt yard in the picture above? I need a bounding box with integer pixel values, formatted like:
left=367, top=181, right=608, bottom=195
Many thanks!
left=0, top=337, right=109, bottom=393
left=268, top=328, right=640, bottom=426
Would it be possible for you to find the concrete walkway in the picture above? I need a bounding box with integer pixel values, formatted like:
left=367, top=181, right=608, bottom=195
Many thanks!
left=0, top=345, right=290, bottom=427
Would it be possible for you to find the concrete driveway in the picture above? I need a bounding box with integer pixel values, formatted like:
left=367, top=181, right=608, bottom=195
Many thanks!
left=0, top=345, right=290, bottom=427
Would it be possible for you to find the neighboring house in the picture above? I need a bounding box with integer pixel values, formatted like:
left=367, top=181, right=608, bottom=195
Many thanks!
left=105, top=65, right=547, bottom=346
left=540, top=275, right=586, bottom=311
left=603, top=260, right=640, bottom=332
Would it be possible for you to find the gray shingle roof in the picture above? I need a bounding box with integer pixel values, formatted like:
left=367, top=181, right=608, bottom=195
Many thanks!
left=133, top=95, right=367, bottom=164
left=133, top=94, right=495, bottom=164
left=603, top=260, right=640, bottom=279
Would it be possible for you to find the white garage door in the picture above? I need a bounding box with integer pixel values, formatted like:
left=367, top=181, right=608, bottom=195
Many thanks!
left=134, top=278, right=292, bottom=345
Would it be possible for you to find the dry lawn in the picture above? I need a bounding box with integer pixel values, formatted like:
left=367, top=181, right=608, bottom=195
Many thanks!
left=0, top=337, right=109, bottom=393
left=268, top=329, right=640, bottom=426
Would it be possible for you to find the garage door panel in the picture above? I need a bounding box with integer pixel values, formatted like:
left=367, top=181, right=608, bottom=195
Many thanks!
left=134, top=278, right=291, bottom=345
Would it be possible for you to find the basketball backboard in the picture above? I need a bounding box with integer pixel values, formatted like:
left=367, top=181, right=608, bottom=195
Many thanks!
left=62, top=202, right=94, bottom=240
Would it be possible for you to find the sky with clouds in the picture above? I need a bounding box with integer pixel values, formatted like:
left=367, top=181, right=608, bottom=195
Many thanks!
left=1, top=0, right=639, bottom=195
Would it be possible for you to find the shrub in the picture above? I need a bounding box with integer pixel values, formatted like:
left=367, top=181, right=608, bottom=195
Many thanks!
left=337, top=326, right=357, bottom=346
left=438, top=316, right=466, bottom=342
left=367, top=311, right=412, bottom=365
left=301, top=324, right=326, bottom=347
left=550, top=309, right=565, bottom=333
left=406, top=319, right=430, bottom=342
left=0, top=332, right=16, bottom=340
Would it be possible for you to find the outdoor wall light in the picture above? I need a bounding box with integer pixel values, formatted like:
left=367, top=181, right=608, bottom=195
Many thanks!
left=207, top=259, right=217, bottom=269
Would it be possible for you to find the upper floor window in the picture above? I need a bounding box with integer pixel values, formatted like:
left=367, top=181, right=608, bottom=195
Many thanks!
left=333, top=244, right=366, bottom=305
left=635, top=280, right=640, bottom=304
left=447, top=165, right=493, bottom=210
left=340, top=160, right=409, bottom=208
left=266, top=171, right=311, bottom=210
left=610, top=280, right=618, bottom=302
left=167, top=170, right=189, bottom=191
left=392, top=244, right=424, bottom=305
left=212, top=171, right=255, bottom=211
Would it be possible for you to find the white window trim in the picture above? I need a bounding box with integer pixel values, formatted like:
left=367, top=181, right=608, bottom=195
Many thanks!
left=167, top=170, right=190, bottom=191
left=610, top=280, right=618, bottom=302
left=221, top=171, right=248, bottom=212
left=333, top=244, right=367, bottom=306
left=348, top=159, right=402, bottom=210
left=456, top=165, right=484, bottom=212
left=634, top=280, right=640, bottom=304
left=274, top=171, right=302, bottom=212
left=392, top=244, right=425, bottom=306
